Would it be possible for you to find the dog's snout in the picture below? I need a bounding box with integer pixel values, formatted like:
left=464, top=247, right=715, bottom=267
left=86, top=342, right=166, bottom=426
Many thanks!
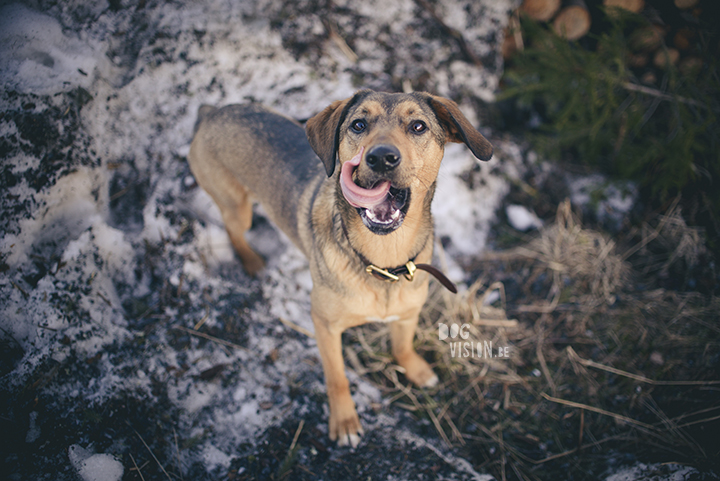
left=366, top=145, right=401, bottom=173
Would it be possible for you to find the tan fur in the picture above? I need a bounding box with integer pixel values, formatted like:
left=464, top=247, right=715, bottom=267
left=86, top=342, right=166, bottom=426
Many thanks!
left=188, top=90, right=493, bottom=447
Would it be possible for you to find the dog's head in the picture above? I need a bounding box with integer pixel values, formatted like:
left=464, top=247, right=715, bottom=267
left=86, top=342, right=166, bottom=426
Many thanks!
left=306, top=90, right=493, bottom=235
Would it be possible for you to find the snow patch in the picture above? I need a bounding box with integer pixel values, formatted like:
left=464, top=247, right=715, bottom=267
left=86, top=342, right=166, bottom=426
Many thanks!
left=68, top=445, right=123, bottom=481
left=604, top=462, right=700, bottom=481
left=569, top=173, right=637, bottom=230
left=506, top=204, right=543, bottom=231
left=0, top=3, right=102, bottom=94
left=434, top=139, right=522, bottom=258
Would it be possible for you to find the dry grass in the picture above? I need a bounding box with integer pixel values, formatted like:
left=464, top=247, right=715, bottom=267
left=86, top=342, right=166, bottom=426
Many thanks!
left=346, top=200, right=720, bottom=480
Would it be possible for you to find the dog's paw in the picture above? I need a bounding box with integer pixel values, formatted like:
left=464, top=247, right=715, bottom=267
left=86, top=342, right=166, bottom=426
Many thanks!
left=328, top=398, right=364, bottom=448
left=399, top=352, right=438, bottom=388
left=334, top=423, right=364, bottom=448
left=240, top=251, right=265, bottom=277
left=418, top=371, right=439, bottom=388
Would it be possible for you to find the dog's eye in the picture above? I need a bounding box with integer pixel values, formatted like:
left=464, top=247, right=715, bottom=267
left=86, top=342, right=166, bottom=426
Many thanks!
left=411, top=121, right=427, bottom=133
left=350, top=119, right=367, bottom=133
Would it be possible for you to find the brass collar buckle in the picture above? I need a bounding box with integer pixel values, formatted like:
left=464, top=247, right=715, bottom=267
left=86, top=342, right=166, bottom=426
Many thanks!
left=365, top=261, right=417, bottom=283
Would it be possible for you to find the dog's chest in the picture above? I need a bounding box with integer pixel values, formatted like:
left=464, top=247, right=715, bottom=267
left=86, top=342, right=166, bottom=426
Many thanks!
left=364, top=315, right=401, bottom=323
left=342, top=278, right=428, bottom=326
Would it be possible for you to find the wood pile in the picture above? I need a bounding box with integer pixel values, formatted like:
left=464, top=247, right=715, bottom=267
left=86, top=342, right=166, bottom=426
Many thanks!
left=503, top=0, right=711, bottom=84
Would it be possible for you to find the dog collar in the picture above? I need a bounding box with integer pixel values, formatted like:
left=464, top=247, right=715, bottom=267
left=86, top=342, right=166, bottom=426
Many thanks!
left=338, top=214, right=457, bottom=294
left=365, top=260, right=458, bottom=294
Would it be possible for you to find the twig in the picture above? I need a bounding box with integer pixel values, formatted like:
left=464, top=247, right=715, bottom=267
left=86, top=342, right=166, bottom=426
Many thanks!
left=129, top=423, right=172, bottom=481
left=510, top=9, right=524, bottom=52
left=669, top=405, right=720, bottom=424
left=171, top=325, right=249, bottom=351
left=536, top=316, right=556, bottom=394
left=356, top=329, right=388, bottom=362
left=515, top=291, right=559, bottom=313
left=109, top=185, right=130, bottom=202
left=328, top=29, right=358, bottom=63
left=477, top=319, right=520, bottom=327
left=622, top=81, right=703, bottom=108
left=278, top=317, right=315, bottom=339
left=422, top=392, right=454, bottom=449
left=276, top=420, right=305, bottom=480
left=500, top=427, right=507, bottom=481
left=621, top=196, right=680, bottom=261
left=475, top=281, right=519, bottom=326
left=129, top=452, right=146, bottom=481
left=541, top=392, right=655, bottom=429
left=11, top=281, right=29, bottom=299
left=441, top=409, right=466, bottom=445
left=193, top=305, right=210, bottom=330
left=525, top=434, right=632, bottom=464
left=173, top=427, right=184, bottom=481
left=386, top=367, right=452, bottom=447
left=289, top=420, right=305, bottom=454
left=97, top=291, right=112, bottom=307
left=578, top=410, right=585, bottom=450
left=567, top=346, right=720, bottom=386
left=675, top=413, right=720, bottom=429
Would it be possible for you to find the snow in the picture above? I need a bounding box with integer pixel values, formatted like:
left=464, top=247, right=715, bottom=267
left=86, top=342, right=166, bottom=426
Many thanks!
left=604, top=462, right=700, bottom=481
left=0, top=0, right=542, bottom=479
left=25, top=411, right=41, bottom=443
left=434, top=137, right=523, bottom=258
left=568, top=173, right=637, bottom=231
left=506, top=204, right=543, bottom=231
left=0, top=3, right=102, bottom=95
left=68, top=445, right=124, bottom=481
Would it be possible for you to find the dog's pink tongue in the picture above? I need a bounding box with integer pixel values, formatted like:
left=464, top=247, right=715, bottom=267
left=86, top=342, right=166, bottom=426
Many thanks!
left=340, top=147, right=391, bottom=209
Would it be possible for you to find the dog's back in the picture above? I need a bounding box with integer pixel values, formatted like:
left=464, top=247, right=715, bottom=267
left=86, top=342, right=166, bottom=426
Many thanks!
left=190, top=104, right=324, bottom=252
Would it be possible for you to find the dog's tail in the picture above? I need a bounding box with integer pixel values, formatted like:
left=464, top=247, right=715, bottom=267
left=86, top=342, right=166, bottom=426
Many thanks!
left=193, top=104, right=217, bottom=134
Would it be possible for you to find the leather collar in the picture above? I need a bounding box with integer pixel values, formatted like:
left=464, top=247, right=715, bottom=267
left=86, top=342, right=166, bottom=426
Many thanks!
left=339, top=214, right=458, bottom=294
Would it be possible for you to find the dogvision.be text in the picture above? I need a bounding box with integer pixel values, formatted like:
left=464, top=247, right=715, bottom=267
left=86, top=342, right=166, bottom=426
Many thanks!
left=438, top=323, right=510, bottom=359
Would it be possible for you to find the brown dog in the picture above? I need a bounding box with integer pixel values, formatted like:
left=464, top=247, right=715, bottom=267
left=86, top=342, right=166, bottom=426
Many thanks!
left=188, top=89, right=492, bottom=447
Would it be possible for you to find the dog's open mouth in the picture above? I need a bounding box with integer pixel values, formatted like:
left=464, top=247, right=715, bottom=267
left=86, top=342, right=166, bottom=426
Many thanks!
left=358, top=186, right=409, bottom=234
left=340, top=148, right=409, bottom=235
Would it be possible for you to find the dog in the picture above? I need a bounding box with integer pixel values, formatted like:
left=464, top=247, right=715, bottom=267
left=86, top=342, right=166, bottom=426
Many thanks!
left=188, top=89, right=493, bottom=447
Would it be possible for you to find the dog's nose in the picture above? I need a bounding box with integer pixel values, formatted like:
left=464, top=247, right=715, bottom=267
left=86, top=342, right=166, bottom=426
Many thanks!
left=366, top=145, right=401, bottom=173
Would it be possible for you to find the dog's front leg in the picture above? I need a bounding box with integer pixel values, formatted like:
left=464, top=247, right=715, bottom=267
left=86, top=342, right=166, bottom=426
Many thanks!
left=391, top=315, right=439, bottom=388
left=312, top=311, right=364, bottom=447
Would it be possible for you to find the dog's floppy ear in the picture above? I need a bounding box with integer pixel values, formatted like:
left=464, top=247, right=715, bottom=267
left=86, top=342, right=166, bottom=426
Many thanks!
left=306, top=90, right=372, bottom=177
left=426, top=95, right=494, bottom=161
